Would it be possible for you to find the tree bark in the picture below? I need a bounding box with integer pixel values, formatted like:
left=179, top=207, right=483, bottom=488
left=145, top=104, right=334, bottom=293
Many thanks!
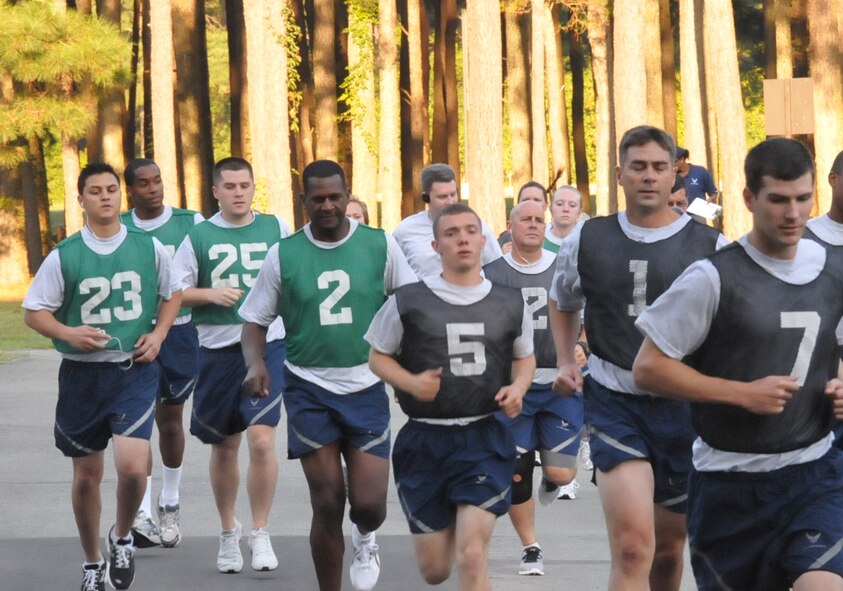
left=613, top=0, right=648, bottom=179
left=149, top=0, right=181, bottom=207
left=0, top=167, right=30, bottom=285
left=464, top=0, right=504, bottom=234
left=807, top=0, right=843, bottom=213
left=545, top=3, right=570, bottom=186
left=588, top=0, right=616, bottom=215
left=126, top=0, right=140, bottom=160
left=431, top=0, right=460, bottom=182
left=703, top=0, right=748, bottom=238
left=659, top=0, right=677, bottom=138
left=291, top=0, right=315, bottom=170
left=569, top=28, right=590, bottom=211
left=142, top=0, right=153, bottom=157
left=529, top=0, right=547, bottom=184
left=378, top=0, right=402, bottom=231
left=401, top=0, right=428, bottom=218
left=29, top=135, right=50, bottom=256
left=173, top=0, right=215, bottom=214
left=313, top=0, right=338, bottom=159
left=20, top=157, right=43, bottom=274
left=504, top=3, right=531, bottom=187
left=96, top=0, right=127, bottom=204
left=244, top=0, right=294, bottom=223
left=644, top=0, right=664, bottom=129
left=679, top=0, right=708, bottom=168
left=225, top=0, right=248, bottom=158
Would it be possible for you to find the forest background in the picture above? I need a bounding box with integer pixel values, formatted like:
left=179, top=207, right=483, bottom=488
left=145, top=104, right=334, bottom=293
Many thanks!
left=1, top=0, right=841, bottom=291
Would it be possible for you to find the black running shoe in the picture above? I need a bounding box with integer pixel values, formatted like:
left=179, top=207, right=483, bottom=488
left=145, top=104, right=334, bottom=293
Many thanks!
left=108, top=526, right=136, bottom=590
left=80, top=561, right=106, bottom=591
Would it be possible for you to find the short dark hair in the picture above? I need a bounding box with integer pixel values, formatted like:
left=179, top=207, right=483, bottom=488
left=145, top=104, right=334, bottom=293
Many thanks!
left=670, top=177, right=686, bottom=194
left=675, top=147, right=689, bottom=160
left=432, top=203, right=481, bottom=239
left=618, top=125, right=676, bottom=165
left=744, top=138, right=814, bottom=195
left=421, top=163, right=456, bottom=194
left=516, top=181, right=547, bottom=202
left=78, top=162, right=120, bottom=195
left=302, top=159, right=347, bottom=194
left=213, top=157, right=253, bottom=185
left=124, top=158, right=159, bottom=187
left=831, top=150, right=843, bottom=175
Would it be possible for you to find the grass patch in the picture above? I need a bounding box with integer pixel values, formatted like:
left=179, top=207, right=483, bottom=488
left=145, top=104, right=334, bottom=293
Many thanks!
left=0, top=301, right=52, bottom=362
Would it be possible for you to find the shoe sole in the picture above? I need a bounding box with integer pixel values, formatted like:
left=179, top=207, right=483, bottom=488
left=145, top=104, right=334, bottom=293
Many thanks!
left=558, top=494, right=576, bottom=500
left=131, top=530, right=160, bottom=549
left=518, top=569, right=545, bottom=576
left=160, top=534, right=181, bottom=548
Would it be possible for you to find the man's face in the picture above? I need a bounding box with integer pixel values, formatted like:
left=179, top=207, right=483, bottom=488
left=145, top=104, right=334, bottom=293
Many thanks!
left=509, top=201, right=546, bottom=250
left=550, top=189, right=582, bottom=229
left=829, top=168, right=843, bottom=212
left=79, top=172, right=121, bottom=225
left=213, top=169, right=255, bottom=218
left=667, top=188, right=688, bottom=211
left=427, top=180, right=459, bottom=216
left=432, top=211, right=486, bottom=274
left=127, top=164, right=164, bottom=214
left=303, top=175, right=349, bottom=233
left=517, top=186, right=547, bottom=209
left=675, top=157, right=690, bottom=175
left=744, top=172, right=814, bottom=258
left=617, top=142, right=675, bottom=211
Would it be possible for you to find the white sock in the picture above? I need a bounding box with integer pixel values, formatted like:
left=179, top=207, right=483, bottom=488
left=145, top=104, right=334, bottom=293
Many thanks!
left=523, top=543, right=540, bottom=551
left=83, top=556, right=105, bottom=568
left=352, top=523, right=374, bottom=544
left=140, top=476, right=153, bottom=516
left=160, top=465, right=182, bottom=507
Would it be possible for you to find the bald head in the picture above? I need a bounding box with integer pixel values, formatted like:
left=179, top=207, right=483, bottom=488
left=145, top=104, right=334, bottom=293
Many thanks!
left=509, top=200, right=546, bottom=253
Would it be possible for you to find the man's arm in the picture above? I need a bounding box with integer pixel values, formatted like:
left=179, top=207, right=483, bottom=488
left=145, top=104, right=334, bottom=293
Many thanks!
left=633, top=337, right=797, bottom=415
left=24, top=309, right=109, bottom=352
left=241, top=322, right=270, bottom=397
left=133, top=292, right=182, bottom=363
left=826, top=360, right=843, bottom=420
left=368, top=348, right=442, bottom=402
left=549, top=304, right=582, bottom=395
left=495, top=354, right=536, bottom=418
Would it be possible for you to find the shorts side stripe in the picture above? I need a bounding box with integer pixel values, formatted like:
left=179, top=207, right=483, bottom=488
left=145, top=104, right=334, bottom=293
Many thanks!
left=593, top=429, right=646, bottom=459
left=291, top=426, right=323, bottom=451
left=478, top=486, right=510, bottom=511
left=55, top=422, right=96, bottom=455
left=690, top=547, right=735, bottom=591
left=171, top=377, right=196, bottom=400
left=359, top=426, right=390, bottom=453
left=549, top=434, right=580, bottom=454
left=658, top=493, right=688, bottom=508
left=248, top=393, right=283, bottom=425
left=191, top=407, right=228, bottom=440
left=397, top=485, right=435, bottom=533
left=809, top=537, right=843, bottom=570
left=121, top=401, right=156, bottom=437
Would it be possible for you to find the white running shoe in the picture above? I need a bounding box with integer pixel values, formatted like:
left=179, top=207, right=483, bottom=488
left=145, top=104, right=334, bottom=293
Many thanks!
left=249, top=528, right=278, bottom=571
left=157, top=494, right=181, bottom=548
left=131, top=510, right=161, bottom=548
left=217, top=521, right=243, bottom=574
left=350, top=524, right=381, bottom=591
left=578, top=441, right=594, bottom=471
left=518, top=545, right=544, bottom=576
left=536, top=476, right=560, bottom=506
left=557, top=479, right=580, bottom=500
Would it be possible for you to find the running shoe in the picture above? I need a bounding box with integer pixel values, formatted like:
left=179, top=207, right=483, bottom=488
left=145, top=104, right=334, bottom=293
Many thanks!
left=578, top=440, right=594, bottom=471
left=107, top=526, right=136, bottom=590
left=217, top=521, right=243, bottom=574
left=536, top=476, right=560, bottom=506
left=519, top=545, right=544, bottom=576
left=156, top=495, right=181, bottom=548
left=80, top=560, right=106, bottom=591
left=350, top=524, right=380, bottom=591
left=557, top=479, right=580, bottom=500
left=130, top=510, right=161, bottom=548
left=248, top=528, right=278, bottom=571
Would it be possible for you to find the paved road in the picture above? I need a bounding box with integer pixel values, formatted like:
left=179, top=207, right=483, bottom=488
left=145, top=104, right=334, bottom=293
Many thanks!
left=0, top=350, right=696, bottom=590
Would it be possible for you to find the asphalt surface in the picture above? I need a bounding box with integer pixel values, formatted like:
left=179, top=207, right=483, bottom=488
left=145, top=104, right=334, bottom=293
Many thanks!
left=0, top=350, right=696, bottom=590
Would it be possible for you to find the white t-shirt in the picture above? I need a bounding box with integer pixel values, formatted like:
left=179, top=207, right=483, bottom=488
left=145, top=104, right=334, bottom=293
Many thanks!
left=393, top=210, right=503, bottom=278
left=635, top=236, right=841, bottom=471
left=23, top=224, right=177, bottom=362
left=807, top=213, right=843, bottom=246
left=239, top=220, right=417, bottom=393
left=172, top=211, right=291, bottom=348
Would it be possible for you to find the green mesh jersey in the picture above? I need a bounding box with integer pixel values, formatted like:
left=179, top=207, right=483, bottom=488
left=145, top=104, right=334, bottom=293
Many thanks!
left=121, top=207, right=198, bottom=317
left=543, top=236, right=561, bottom=253
left=191, top=213, right=282, bottom=326
left=278, top=225, right=387, bottom=368
left=54, top=229, right=159, bottom=354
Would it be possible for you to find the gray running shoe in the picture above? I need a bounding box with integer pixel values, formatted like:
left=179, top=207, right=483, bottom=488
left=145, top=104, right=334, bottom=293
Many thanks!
left=157, top=494, right=181, bottom=548
left=519, top=545, right=544, bottom=576
left=107, top=526, right=136, bottom=590
left=131, top=510, right=161, bottom=548
left=80, top=560, right=106, bottom=591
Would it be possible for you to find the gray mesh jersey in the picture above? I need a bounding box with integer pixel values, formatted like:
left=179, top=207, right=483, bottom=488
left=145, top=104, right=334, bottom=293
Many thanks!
left=579, top=215, right=721, bottom=370
left=394, top=281, right=525, bottom=419
left=687, top=244, right=843, bottom=453
left=483, top=257, right=556, bottom=369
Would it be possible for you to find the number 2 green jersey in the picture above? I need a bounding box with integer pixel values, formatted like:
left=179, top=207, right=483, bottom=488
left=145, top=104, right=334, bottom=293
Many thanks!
left=191, top=213, right=282, bottom=326
left=278, top=225, right=388, bottom=368
left=54, top=228, right=159, bottom=354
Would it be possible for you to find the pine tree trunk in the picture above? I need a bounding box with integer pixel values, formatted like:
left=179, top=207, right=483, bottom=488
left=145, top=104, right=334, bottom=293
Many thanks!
left=679, top=0, right=708, bottom=167
left=644, top=0, right=664, bottom=129
left=225, top=0, right=248, bottom=158
left=291, top=0, right=315, bottom=169
left=545, top=3, right=570, bottom=186
left=29, top=135, right=50, bottom=256
left=703, top=0, right=748, bottom=238
left=126, top=0, right=139, bottom=160
left=141, top=0, right=153, bottom=157
left=588, top=0, right=616, bottom=215
left=613, top=0, right=647, bottom=171
left=659, top=0, right=677, bottom=139
left=97, top=0, right=127, bottom=205
left=431, top=0, right=459, bottom=182
left=20, top=157, right=43, bottom=274
left=0, top=167, right=30, bottom=285
left=530, top=0, right=547, bottom=184
left=56, top=1, right=84, bottom=234
left=173, top=0, right=215, bottom=214
left=570, top=29, right=590, bottom=212
left=313, top=0, right=338, bottom=159
left=464, top=0, right=504, bottom=234
left=149, top=0, right=181, bottom=207
left=402, top=0, right=428, bottom=218
left=378, top=0, right=402, bottom=231
left=808, top=0, right=843, bottom=213
left=244, top=0, right=294, bottom=223
left=504, top=4, right=532, bottom=187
